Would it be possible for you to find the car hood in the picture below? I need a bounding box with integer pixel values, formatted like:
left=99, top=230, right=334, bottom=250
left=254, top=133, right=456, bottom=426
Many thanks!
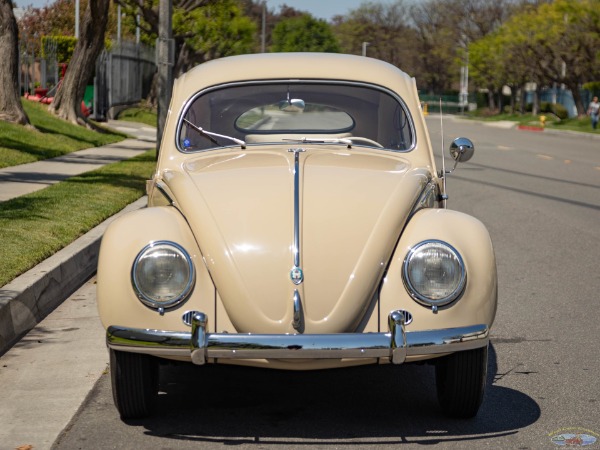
left=163, top=147, right=430, bottom=334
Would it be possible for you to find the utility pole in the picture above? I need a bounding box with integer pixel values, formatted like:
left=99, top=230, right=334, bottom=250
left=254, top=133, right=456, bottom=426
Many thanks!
left=75, top=0, right=80, bottom=39
left=136, top=14, right=140, bottom=45
left=117, top=5, right=121, bottom=44
left=362, top=42, right=369, bottom=57
left=157, top=0, right=173, bottom=157
left=261, top=1, right=266, bottom=53
left=459, top=51, right=469, bottom=114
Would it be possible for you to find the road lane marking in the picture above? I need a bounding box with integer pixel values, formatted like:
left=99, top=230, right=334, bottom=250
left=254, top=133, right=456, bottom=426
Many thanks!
left=536, top=154, right=554, bottom=160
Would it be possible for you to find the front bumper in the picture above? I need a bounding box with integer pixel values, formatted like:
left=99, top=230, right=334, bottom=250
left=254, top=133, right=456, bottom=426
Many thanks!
left=106, top=310, right=489, bottom=365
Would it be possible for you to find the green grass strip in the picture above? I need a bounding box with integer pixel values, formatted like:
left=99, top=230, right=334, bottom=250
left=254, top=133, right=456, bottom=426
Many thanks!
left=466, top=111, right=600, bottom=133
left=116, top=106, right=158, bottom=127
left=0, top=101, right=127, bottom=169
left=0, top=149, right=156, bottom=287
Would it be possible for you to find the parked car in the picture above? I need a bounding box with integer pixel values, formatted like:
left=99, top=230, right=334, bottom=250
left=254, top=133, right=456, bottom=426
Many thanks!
left=97, top=52, right=497, bottom=420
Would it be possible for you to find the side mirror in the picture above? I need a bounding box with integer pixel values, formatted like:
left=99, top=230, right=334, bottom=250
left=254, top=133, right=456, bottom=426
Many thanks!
left=440, top=137, right=475, bottom=207
left=449, top=137, right=474, bottom=163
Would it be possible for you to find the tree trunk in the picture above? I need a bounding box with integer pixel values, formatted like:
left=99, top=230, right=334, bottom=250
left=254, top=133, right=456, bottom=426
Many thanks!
left=568, top=82, right=586, bottom=117
left=487, top=86, right=496, bottom=111
left=497, top=89, right=503, bottom=113
left=49, top=0, right=110, bottom=125
left=0, top=0, right=29, bottom=125
left=509, top=85, right=516, bottom=114
left=532, top=86, right=541, bottom=116
left=173, top=41, right=198, bottom=79
left=519, top=84, right=527, bottom=114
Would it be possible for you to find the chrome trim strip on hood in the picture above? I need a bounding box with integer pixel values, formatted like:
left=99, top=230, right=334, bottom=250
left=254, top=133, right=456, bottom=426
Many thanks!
left=289, top=148, right=306, bottom=332
left=288, top=148, right=305, bottom=284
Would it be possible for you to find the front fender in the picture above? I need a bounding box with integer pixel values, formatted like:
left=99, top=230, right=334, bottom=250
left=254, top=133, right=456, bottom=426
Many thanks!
left=379, top=208, right=497, bottom=335
left=97, top=206, right=215, bottom=333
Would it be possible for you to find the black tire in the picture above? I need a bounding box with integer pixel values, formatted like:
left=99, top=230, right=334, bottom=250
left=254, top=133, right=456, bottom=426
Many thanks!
left=110, top=349, right=159, bottom=419
left=435, top=345, right=488, bottom=418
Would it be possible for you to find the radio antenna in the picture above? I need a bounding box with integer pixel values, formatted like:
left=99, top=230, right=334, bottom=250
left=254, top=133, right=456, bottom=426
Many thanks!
left=440, top=98, right=448, bottom=208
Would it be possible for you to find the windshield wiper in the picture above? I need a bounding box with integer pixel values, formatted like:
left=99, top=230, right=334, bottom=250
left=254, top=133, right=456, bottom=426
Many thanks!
left=282, top=137, right=352, bottom=146
left=183, top=118, right=246, bottom=149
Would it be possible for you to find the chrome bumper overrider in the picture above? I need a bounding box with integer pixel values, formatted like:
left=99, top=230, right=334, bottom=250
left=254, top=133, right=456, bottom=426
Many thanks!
left=106, top=311, right=489, bottom=365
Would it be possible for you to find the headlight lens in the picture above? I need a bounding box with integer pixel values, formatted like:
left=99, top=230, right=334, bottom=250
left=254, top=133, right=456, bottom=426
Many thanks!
left=403, top=240, right=466, bottom=307
left=131, top=241, right=195, bottom=310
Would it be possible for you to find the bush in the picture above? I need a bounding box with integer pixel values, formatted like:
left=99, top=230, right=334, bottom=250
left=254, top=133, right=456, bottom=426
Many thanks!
left=583, top=81, right=600, bottom=96
left=41, top=36, right=77, bottom=64
left=525, top=102, right=568, bottom=120
left=542, top=102, right=568, bottom=120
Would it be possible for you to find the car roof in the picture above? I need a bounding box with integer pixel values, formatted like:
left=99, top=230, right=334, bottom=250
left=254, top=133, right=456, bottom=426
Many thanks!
left=172, top=53, right=417, bottom=104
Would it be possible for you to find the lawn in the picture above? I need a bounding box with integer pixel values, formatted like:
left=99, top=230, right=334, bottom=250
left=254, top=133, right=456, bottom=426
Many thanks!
left=0, top=150, right=156, bottom=287
left=116, top=105, right=158, bottom=127
left=466, top=110, right=600, bottom=134
left=0, top=101, right=157, bottom=287
left=0, top=100, right=127, bottom=169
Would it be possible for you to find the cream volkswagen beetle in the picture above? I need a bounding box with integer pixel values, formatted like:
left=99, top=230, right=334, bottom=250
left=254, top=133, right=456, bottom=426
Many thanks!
left=97, top=53, right=497, bottom=420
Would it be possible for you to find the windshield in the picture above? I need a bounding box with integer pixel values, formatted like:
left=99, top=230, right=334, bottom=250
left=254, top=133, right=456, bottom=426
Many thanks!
left=177, top=81, right=414, bottom=152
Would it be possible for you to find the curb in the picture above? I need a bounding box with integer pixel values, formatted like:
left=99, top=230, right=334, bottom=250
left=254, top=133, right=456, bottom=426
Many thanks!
left=0, top=197, right=147, bottom=357
left=517, top=125, right=544, bottom=132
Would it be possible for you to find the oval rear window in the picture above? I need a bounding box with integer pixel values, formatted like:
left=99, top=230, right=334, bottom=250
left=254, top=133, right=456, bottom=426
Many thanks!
left=236, top=103, right=354, bottom=133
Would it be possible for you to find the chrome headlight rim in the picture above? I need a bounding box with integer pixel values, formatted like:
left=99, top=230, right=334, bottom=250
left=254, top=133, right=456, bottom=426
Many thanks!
left=131, top=240, right=195, bottom=310
left=402, top=239, right=466, bottom=308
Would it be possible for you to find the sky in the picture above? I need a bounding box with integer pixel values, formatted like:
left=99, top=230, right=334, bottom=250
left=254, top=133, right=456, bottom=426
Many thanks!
left=264, top=0, right=400, bottom=20
left=13, top=0, right=402, bottom=22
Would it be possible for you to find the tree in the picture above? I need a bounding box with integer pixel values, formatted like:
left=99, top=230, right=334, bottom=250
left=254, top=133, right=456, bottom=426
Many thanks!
left=171, top=1, right=256, bottom=74
left=115, top=0, right=256, bottom=78
left=48, top=0, right=110, bottom=124
left=0, top=0, right=29, bottom=125
left=409, top=0, right=460, bottom=94
left=19, top=0, right=132, bottom=57
left=239, top=0, right=306, bottom=52
left=449, top=0, right=518, bottom=44
left=528, top=0, right=600, bottom=116
left=468, top=32, right=505, bottom=111
left=474, top=0, right=600, bottom=116
left=410, top=0, right=524, bottom=96
left=272, top=14, right=340, bottom=52
left=334, top=1, right=412, bottom=69
left=18, top=0, right=78, bottom=58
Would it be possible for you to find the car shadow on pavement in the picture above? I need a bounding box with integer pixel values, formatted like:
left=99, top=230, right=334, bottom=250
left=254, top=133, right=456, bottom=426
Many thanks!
left=132, top=343, right=540, bottom=446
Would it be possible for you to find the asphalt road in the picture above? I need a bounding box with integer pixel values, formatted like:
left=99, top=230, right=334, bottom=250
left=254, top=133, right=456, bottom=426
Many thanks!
left=52, top=117, right=600, bottom=449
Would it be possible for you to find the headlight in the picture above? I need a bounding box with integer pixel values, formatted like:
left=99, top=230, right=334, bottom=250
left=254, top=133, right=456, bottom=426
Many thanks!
left=402, top=240, right=466, bottom=307
left=131, top=241, right=195, bottom=310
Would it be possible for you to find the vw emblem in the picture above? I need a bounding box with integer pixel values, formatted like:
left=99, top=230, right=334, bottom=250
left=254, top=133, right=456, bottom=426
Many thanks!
left=290, top=266, right=304, bottom=285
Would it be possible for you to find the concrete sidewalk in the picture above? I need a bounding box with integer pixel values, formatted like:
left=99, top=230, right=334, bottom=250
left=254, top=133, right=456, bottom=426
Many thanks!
left=0, top=199, right=145, bottom=450
left=0, top=120, right=156, bottom=202
left=0, top=120, right=156, bottom=355
left=0, top=120, right=157, bottom=449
